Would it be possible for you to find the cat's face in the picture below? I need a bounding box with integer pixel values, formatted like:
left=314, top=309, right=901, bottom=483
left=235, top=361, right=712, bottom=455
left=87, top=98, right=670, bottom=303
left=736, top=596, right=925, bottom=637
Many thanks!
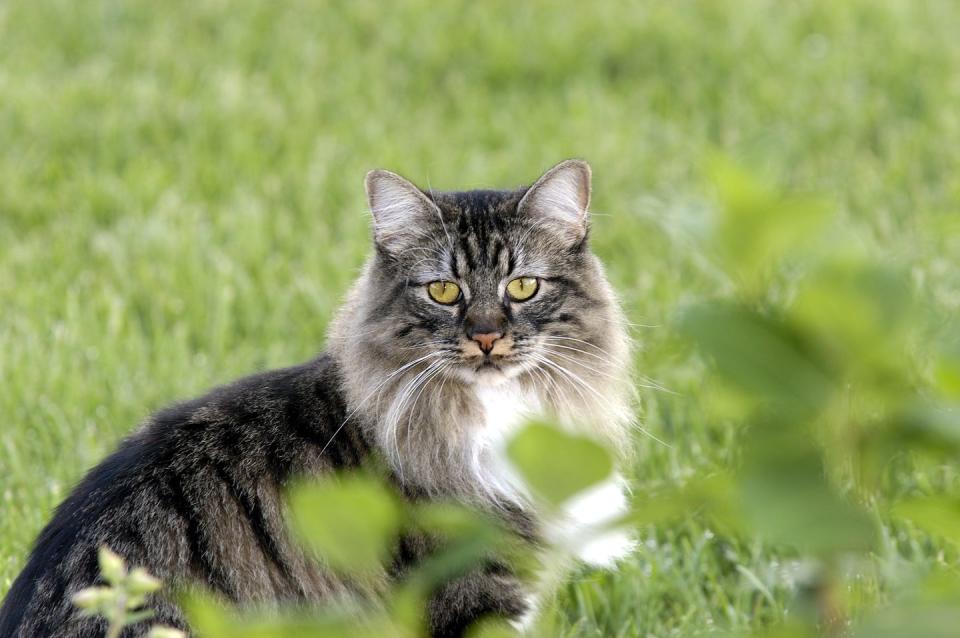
left=363, top=160, right=618, bottom=388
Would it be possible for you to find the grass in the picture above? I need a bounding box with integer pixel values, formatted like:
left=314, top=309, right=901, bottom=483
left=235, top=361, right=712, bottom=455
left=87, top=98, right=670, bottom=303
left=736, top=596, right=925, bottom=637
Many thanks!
left=2, top=0, right=959, bottom=635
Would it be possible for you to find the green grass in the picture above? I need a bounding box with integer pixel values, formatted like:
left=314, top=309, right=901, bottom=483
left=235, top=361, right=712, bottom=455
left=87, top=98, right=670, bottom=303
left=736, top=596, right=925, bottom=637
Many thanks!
left=2, top=1, right=959, bottom=635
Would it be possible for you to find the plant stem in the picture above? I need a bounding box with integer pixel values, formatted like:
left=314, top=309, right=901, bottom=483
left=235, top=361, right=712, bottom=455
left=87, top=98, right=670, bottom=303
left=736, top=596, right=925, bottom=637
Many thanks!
left=105, top=592, right=127, bottom=638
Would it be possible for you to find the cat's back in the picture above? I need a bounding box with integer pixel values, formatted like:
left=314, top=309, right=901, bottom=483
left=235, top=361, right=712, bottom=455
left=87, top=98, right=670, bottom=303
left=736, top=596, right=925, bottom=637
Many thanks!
left=0, top=354, right=367, bottom=637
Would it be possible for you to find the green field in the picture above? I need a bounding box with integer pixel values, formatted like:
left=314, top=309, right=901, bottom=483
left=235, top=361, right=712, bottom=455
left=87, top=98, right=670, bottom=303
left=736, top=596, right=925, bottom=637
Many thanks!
left=2, top=1, right=959, bottom=636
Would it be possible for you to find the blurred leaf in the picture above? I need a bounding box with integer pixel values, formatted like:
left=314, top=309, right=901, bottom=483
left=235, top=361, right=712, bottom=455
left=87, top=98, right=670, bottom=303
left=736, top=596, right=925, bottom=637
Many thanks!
left=739, top=422, right=876, bottom=554
left=680, top=302, right=834, bottom=417
left=629, top=473, right=741, bottom=535
left=708, top=156, right=830, bottom=290
left=98, top=546, right=126, bottom=585
left=408, top=502, right=508, bottom=587
left=184, top=594, right=396, bottom=638
left=887, top=402, right=960, bottom=454
left=892, top=496, right=960, bottom=546
left=857, top=401, right=960, bottom=488
left=385, top=584, right=427, bottom=637
left=917, top=569, right=960, bottom=604
left=934, top=333, right=960, bottom=400
left=854, top=570, right=960, bottom=638
left=793, top=260, right=914, bottom=391
left=855, top=605, right=960, bottom=638
left=288, top=474, right=400, bottom=573
left=467, top=619, right=519, bottom=638
left=506, top=422, right=613, bottom=507
left=935, top=356, right=960, bottom=399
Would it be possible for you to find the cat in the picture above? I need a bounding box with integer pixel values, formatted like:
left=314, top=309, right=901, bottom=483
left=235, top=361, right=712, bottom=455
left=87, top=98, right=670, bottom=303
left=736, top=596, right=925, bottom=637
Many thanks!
left=0, top=159, right=634, bottom=637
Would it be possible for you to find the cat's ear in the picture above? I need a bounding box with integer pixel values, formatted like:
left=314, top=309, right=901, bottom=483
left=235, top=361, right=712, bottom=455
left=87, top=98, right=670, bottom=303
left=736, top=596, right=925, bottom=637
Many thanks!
left=517, top=159, right=591, bottom=245
left=365, top=169, right=441, bottom=254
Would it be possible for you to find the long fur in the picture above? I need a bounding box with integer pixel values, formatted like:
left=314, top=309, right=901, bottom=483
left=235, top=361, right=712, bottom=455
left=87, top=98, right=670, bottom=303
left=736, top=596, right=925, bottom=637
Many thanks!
left=0, top=160, right=634, bottom=637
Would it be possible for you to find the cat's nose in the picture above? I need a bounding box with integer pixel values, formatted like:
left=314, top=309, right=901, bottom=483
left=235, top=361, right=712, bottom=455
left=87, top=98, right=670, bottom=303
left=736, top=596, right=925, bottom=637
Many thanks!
left=471, top=332, right=502, bottom=354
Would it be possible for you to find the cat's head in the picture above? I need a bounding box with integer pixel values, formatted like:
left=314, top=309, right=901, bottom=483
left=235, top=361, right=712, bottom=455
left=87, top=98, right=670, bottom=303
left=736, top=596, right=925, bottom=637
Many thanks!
left=350, top=159, right=628, bottom=393
left=342, top=160, right=623, bottom=392
left=329, top=160, right=633, bottom=494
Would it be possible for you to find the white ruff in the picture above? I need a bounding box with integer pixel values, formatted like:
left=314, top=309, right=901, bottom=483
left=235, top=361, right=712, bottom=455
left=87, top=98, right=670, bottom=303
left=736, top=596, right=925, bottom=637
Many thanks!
left=469, top=381, right=634, bottom=566
left=469, top=380, right=541, bottom=503
left=472, top=382, right=634, bottom=634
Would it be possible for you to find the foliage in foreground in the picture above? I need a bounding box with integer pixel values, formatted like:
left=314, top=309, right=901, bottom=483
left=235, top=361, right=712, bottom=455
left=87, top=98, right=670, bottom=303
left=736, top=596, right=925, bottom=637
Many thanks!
left=72, top=547, right=183, bottom=638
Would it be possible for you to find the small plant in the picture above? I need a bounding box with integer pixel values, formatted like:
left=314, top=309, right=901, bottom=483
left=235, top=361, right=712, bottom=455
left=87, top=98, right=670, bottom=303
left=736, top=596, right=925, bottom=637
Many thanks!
left=71, top=546, right=185, bottom=638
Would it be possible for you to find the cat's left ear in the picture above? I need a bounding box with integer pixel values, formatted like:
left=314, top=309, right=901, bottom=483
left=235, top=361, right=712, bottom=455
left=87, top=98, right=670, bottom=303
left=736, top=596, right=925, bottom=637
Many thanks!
left=517, top=159, right=591, bottom=245
left=365, top=169, right=442, bottom=255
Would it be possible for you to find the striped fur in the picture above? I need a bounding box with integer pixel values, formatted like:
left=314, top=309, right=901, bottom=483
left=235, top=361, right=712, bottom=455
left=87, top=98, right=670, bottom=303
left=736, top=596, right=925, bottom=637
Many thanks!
left=0, top=160, right=633, bottom=637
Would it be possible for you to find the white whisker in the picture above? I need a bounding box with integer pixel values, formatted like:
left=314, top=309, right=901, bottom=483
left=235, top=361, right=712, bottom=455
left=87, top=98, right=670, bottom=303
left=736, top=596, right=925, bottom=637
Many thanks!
left=320, top=352, right=442, bottom=454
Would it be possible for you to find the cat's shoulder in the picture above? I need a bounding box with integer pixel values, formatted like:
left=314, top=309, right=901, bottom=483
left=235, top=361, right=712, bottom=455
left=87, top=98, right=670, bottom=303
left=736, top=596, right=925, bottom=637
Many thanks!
left=149, top=354, right=345, bottom=429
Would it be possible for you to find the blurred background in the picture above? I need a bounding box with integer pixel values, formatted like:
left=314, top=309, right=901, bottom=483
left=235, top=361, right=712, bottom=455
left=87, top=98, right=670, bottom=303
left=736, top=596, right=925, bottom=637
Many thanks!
left=2, top=1, right=959, bottom=636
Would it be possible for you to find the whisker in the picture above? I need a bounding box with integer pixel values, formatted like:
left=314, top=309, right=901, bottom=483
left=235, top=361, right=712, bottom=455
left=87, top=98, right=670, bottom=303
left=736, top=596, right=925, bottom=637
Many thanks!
left=320, top=351, right=442, bottom=454
left=539, top=336, right=676, bottom=394
left=402, top=361, right=450, bottom=458
left=538, top=346, right=624, bottom=382
left=623, top=418, right=673, bottom=449
left=531, top=353, right=671, bottom=449
left=383, top=358, right=450, bottom=476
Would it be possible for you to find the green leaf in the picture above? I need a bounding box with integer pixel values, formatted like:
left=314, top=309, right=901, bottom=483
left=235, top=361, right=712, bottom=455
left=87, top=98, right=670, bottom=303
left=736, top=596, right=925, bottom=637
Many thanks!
left=98, top=546, right=126, bottom=585
left=934, top=332, right=960, bottom=400
left=680, top=302, right=834, bottom=417
left=467, top=619, right=520, bottom=638
left=793, top=260, right=914, bottom=393
left=935, top=355, right=960, bottom=399
left=738, top=423, right=876, bottom=555
left=506, top=422, right=613, bottom=507
left=855, top=605, right=960, bottom=638
left=892, top=496, right=960, bottom=545
left=854, top=571, right=960, bottom=637
left=183, top=593, right=394, bottom=638
left=707, top=156, right=830, bottom=290
left=629, top=473, right=741, bottom=535
left=72, top=586, right=114, bottom=612
left=408, top=503, right=507, bottom=588
left=287, top=474, right=401, bottom=574
left=889, top=402, right=960, bottom=453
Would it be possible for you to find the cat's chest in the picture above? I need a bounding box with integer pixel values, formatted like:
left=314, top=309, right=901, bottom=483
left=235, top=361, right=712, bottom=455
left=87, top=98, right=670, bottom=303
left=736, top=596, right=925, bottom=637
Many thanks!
left=473, top=381, right=542, bottom=440
left=471, top=381, right=633, bottom=567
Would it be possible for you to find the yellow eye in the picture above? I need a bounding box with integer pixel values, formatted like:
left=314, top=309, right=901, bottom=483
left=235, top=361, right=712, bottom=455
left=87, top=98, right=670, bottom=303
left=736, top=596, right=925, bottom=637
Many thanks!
left=506, top=277, right=539, bottom=302
left=427, top=281, right=461, bottom=305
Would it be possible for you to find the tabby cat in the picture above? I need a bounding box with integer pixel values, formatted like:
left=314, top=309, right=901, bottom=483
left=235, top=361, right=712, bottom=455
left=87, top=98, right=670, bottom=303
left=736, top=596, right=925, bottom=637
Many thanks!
left=0, top=160, right=634, bottom=637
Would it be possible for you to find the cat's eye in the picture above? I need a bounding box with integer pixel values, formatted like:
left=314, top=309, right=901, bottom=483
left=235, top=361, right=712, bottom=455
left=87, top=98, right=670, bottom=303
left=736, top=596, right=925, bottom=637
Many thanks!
left=427, top=281, right=461, bottom=305
left=506, top=277, right=539, bottom=302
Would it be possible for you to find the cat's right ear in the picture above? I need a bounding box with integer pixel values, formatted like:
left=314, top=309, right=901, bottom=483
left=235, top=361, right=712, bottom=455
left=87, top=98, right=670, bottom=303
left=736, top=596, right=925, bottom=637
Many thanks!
left=365, top=169, right=441, bottom=255
left=517, top=159, right=592, bottom=246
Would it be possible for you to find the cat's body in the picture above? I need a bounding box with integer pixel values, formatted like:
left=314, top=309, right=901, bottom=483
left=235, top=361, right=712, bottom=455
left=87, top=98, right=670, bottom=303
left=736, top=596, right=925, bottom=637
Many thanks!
left=0, top=160, right=634, bottom=637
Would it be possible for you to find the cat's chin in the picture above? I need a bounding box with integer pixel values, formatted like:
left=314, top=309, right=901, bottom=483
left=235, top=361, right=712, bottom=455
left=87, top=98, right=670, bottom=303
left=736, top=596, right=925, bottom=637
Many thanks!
left=451, top=361, right=519, bottom=387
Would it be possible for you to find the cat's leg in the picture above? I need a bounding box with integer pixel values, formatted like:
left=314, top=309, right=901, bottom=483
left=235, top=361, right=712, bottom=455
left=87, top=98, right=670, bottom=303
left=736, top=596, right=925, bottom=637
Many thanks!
left=427, top=562, right=529, bottom=638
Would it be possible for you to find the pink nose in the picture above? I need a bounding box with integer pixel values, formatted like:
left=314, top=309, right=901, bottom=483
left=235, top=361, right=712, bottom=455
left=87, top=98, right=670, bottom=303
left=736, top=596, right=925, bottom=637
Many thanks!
left=472, top=332, right=502, bottom=354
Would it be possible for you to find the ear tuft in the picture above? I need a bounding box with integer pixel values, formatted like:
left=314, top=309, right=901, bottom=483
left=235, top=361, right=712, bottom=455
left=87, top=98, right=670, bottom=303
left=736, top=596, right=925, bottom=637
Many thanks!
left=517, top=159, right=592, bottom=243
left=365, top=169, right=440, bottom=253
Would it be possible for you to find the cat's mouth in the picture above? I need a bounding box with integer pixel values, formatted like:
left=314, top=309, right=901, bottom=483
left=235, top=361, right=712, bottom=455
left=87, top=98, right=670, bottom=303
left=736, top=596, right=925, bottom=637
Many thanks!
left=475, top=358, right=502, bottom=371
left=451, top=352, right=522, bottom=385
left=452, top=337, right=525, bottom=384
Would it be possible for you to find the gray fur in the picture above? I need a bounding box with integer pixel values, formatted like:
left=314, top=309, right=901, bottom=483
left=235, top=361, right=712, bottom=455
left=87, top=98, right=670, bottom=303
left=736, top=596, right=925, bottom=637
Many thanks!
left=0, top=160, right=632, bottom=637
